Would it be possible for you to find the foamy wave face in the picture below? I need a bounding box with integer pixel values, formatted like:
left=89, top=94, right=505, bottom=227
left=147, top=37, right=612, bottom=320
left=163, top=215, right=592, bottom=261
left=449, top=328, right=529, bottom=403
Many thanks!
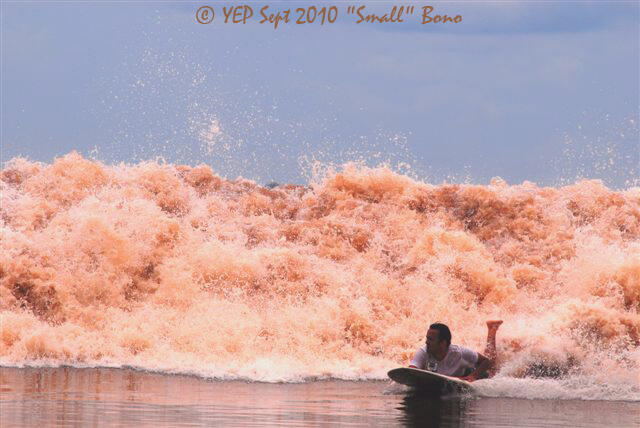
left=1, top=153, right=639, bottom=400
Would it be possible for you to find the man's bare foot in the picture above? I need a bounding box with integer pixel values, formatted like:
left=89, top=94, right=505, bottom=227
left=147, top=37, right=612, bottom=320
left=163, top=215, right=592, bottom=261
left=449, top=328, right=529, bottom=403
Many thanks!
left=486, top=320, right=503, bottom=331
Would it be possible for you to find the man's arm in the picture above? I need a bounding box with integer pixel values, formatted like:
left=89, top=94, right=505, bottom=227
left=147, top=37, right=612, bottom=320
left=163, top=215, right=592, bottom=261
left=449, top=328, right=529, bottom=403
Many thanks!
left=408, top=347, right=426, bottom=369
left=460, top=352, right=492, bottom=382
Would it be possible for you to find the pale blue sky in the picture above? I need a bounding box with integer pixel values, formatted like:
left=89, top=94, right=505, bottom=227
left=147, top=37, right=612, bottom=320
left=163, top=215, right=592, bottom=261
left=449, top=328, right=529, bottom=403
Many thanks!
left=2, top=2, right=638, bottom=187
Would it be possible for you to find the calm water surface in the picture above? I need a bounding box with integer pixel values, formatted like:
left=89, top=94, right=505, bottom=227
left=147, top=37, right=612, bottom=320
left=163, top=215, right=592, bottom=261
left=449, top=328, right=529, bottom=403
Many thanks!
left=1, top=367, right=638, bottom=427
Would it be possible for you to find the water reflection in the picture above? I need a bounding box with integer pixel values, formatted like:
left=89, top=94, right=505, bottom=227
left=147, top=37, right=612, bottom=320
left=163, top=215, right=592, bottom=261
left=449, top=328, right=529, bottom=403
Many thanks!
left=1, top=367, right=403, bottom=426
left=396, top=391, right=469, bottom=426
left=1, top=368, right=638, bottom=427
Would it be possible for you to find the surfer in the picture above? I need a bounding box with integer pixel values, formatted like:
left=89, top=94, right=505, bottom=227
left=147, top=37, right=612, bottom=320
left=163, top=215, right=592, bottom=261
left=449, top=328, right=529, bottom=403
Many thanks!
left=409, top=320, right=503, bottom=382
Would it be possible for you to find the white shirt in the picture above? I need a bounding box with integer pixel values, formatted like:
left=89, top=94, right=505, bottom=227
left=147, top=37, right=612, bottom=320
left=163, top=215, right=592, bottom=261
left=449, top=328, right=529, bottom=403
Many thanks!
left=410, top=345, right=478, bottom=377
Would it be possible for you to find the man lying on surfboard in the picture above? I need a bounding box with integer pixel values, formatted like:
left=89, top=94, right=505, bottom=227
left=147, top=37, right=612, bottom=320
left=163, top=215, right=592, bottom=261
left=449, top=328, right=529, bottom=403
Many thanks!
left=408, top=321, right=502, bottom=382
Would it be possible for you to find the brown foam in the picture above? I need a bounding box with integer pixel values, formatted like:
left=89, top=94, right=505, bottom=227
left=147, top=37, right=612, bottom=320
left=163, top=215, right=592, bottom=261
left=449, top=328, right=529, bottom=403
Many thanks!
left=1, top=153, right=639, bottom=382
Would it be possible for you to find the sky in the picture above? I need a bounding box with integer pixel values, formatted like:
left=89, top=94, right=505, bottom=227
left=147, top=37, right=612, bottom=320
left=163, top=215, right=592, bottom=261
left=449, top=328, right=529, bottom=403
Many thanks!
left=1, top=1, right=639, bottom=188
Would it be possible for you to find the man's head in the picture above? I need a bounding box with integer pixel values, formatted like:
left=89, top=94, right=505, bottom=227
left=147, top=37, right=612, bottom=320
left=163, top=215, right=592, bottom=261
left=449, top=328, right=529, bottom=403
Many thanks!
left=426, top=323, right=451, bottom=357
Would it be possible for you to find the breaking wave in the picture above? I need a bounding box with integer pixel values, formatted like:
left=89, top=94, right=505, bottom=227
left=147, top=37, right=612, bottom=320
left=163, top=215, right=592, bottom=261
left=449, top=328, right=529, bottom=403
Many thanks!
left=1, top=152, right=639, bottom=401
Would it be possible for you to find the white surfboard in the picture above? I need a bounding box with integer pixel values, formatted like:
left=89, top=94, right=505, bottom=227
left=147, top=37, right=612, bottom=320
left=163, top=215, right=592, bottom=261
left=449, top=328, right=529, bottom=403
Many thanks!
left=388, top=367, right=473, bottom=393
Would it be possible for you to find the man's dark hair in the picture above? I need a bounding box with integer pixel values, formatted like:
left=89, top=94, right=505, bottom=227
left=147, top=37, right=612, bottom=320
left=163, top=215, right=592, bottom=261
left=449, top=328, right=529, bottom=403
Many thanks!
left=429, top=323, right=451, bottom=346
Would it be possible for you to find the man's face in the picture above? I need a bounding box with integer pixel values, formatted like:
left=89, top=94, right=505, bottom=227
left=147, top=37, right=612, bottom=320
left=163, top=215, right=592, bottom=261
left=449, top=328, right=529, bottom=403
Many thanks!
left=426, top=328, right=443, bottom=356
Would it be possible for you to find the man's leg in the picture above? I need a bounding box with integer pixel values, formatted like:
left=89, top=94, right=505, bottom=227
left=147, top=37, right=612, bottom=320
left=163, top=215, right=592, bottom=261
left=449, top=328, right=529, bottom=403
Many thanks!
left=484, top=320, right=503, bottom=377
